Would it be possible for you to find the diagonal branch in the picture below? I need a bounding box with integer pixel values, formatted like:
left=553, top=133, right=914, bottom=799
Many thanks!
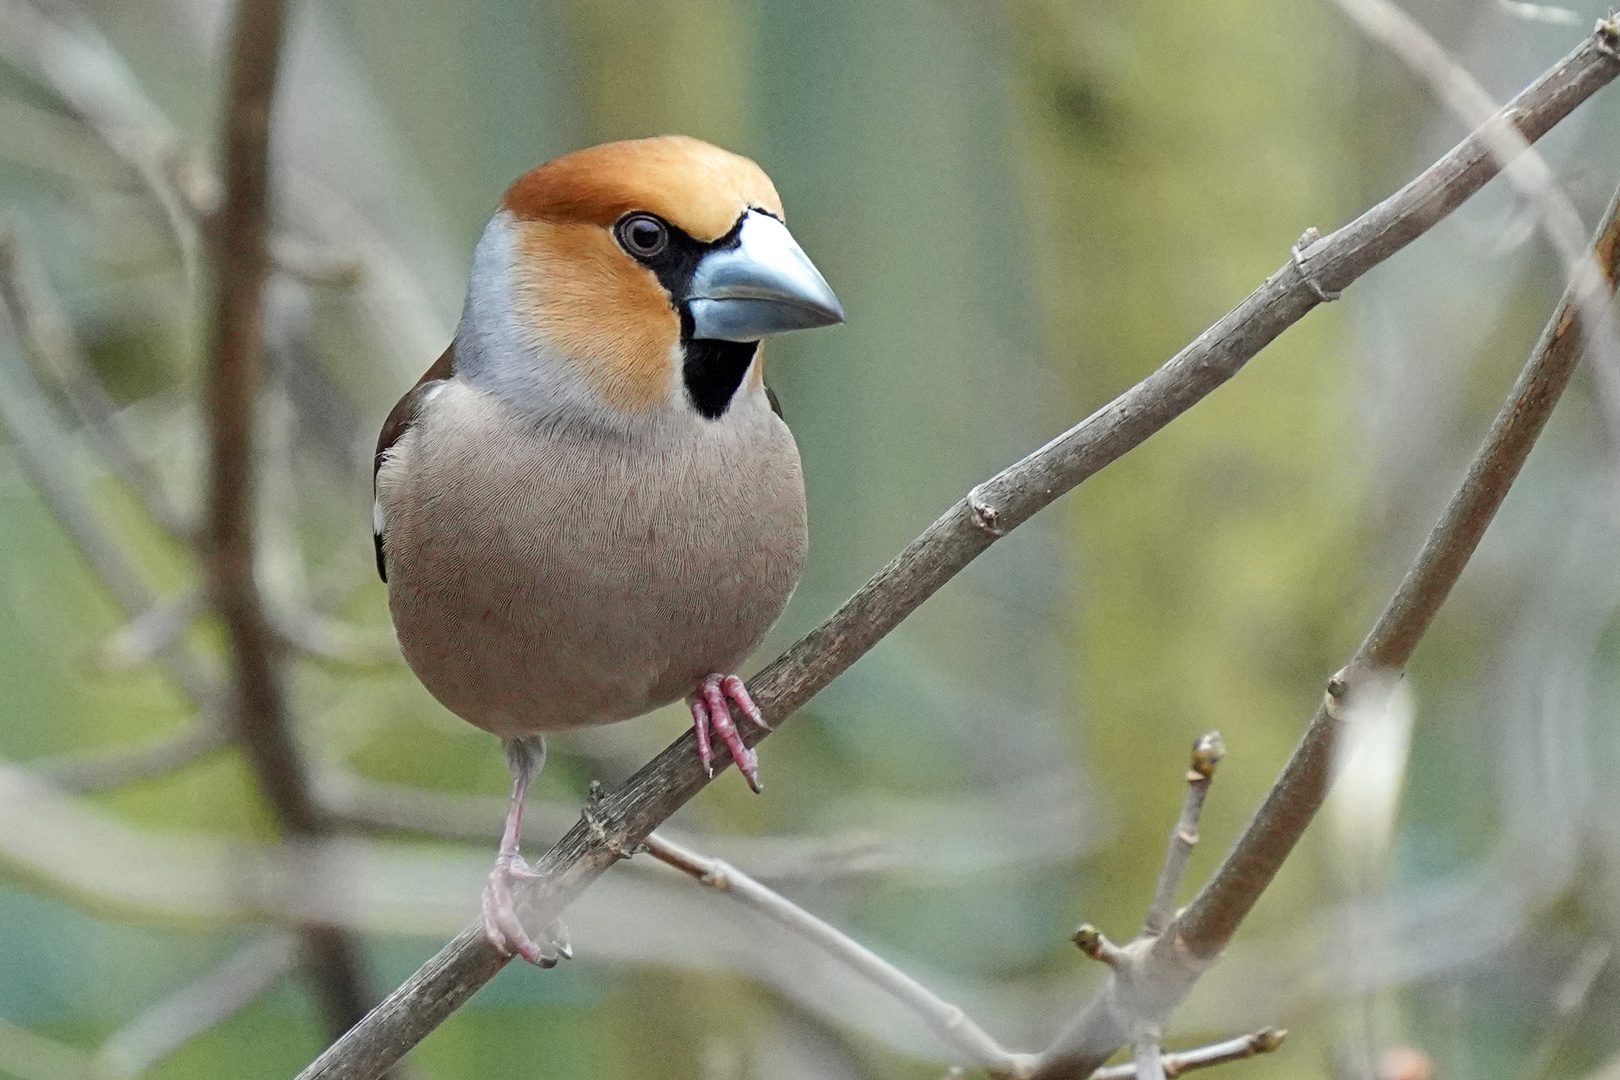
left=1033, top=151, right=1620, bottom=1080
left=1327, top=0, right=1620, bottom=451
left=294, top=26, right=1620, bottom=1080
left=643, top=832, right=1032, bottom=1074
left=91, top=933, right=299, bottom=1079
left=0, top=230, right=191, bottom=540
left=202, top=0, right=374, bottom=1042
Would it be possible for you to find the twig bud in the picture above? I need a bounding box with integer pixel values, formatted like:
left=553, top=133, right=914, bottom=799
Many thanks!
left=1188, top=732, right=1225, bottom=779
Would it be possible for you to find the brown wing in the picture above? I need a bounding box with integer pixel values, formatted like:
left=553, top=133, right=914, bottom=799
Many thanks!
left=373, top=344, right=455, bottom=582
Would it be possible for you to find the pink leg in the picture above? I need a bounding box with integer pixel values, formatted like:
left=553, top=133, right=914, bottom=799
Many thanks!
left=482, top=736, right=572, bottom=966
left=687, top=673, right=770, bottom=792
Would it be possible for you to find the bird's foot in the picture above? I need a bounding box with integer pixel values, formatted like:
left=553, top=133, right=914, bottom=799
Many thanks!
left=688, top=673, right=770, bottom=792
left=481, top=853, right=572, bottom=967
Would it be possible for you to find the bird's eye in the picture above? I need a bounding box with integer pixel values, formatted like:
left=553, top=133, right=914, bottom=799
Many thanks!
left=617, top=214, right=669, bottom=259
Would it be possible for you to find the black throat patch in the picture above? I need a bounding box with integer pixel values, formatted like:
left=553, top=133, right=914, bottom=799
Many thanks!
left=681, top=314, right=759, bottom=420
left=622, top=213, right=761, bottom=421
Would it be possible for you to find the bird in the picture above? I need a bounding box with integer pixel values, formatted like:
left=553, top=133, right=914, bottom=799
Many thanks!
left=372, top=136, right=843, bottom=965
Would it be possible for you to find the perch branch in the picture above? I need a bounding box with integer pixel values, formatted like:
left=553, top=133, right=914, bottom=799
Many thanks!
left=294, top=26, right=1620, bottom=1080
left=643, top=832, right=1031, bottom=1074
left=1032, top=132, right=1620, bottom=1080
left=202, top=0, right=374, bottom=1040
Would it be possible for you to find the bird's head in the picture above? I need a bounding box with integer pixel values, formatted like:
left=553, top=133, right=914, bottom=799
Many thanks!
left=456, top=135, right=843, bottom=425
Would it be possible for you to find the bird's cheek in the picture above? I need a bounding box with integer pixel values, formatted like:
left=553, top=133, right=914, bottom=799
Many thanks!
left=512, top=221, right=680, bottom=413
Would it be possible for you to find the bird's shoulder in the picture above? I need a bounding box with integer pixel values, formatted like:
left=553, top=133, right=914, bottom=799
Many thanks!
left=374, top=344, right=455, bottom=582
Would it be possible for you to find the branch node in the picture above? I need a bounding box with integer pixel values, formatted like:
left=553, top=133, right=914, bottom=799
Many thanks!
left=1291, top=229, right=1342, bottom=303
left=1071, top=924, right=1126, bottom=967
left=1595, top=16, right=1620, bottom=62
left=1253, top=1029, right=1287, bottom=1054
left=579, top=782, right=636, bottom=860
left=1323, top=669, right=1350, bottom=719
left=967, top=486, right=1008, bottom=536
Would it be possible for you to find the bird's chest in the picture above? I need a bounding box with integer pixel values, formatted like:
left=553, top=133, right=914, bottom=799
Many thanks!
left=378, top=385, right=806, bottom=734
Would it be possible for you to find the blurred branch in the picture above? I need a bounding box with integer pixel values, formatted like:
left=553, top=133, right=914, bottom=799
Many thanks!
left=1089, top=1030, right=1287, bottom=1080
left=203, top=0, right=374, bottom=1042
left=0, top=229, right=191, bottom=539
left=0, top=275, right=217, bottom=706
left=643, top=832, right=1033, bottom=1075
left=0, top=1016, right=88, bottom=1080
left=322, top=765, right=1088, bottom=882
left=295, top=27, right=1620, bottom=1080
left=32, top=719, right=229, bottom=793
left=1327, top=0, right=1620, bottom=451
left=91, top=933, right=299, bottom=1080
left=1142, top=733, right=1223, bottom=936
left=0, top=0, right=212, bottom=281
left=100, top=590, right=205, bottom=671
left=1033, top=142, right=1620, bottom=1080
left=1523, top=940, right=1611, bottom=1080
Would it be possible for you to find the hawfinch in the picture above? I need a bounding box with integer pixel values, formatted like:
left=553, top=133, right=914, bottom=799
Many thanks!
left=373, top=136, right=843, bottom=964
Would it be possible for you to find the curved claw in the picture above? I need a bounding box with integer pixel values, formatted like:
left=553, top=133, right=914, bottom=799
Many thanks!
left=482, top=856, right=568, bottom=967
left=689, top=673, right=764, bottom=792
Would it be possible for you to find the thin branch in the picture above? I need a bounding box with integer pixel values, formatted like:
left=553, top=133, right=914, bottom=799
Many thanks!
left=1523, top=940, right=1611, bottom=1080
left=642, top=833, right=1033, bottom=1075
left=99, top=589, right=204, bottom=671
left=1135, top=1038, right=1166, bottom=1080
left=1033, top=129, right=1620, bottom=1080
left=32, top=718, right=228, bottom=793
left=1328, top=0, right=1620, bottom=453
left=0, top=228, right=191, bottom=539
left=1089, top=1030, right=1287, bottom=1080
left=0, top=285, right=217, bottom=706
left=295, top=27, right=1620, bottom=1080
left=91, top=933, right=299, bottom=1079
left=1142, top=733, right=1224, bottom=936
left=1071, top=925, right=1128, bottom=969
left=322, top=765, right=1088, bottom=881
left=0, top=0, right=212, bottom=284
left=203, top=0, right=374, bottom=1041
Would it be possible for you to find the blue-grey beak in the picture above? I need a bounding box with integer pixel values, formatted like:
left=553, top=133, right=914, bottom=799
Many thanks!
left=687, top=212, right=844, bottom=342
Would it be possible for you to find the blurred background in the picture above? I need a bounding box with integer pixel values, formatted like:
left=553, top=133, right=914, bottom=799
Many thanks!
left=1, top=0, right=1619, bottom=1077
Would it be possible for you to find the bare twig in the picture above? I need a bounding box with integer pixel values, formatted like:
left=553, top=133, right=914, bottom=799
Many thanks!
left=32, top=719, right=228, bottom=793
left=322, top=764, right=1089, bottom=881
left=0, top=294, right=217, bottom=706
left=99, top=590, right=205, bottom=671
left=1328, top=0, right=1620, bottom=449
left=1143, top=734, right=1224, bottom=936
left=91, top=933, right=299, bottom=1079
left=643, top=832, right=1032, bottom=1074
left=1032, top=129, right=1620, bottom=1080
left=0, top=228, right=190, bottom=539
left=203, top=0, right=373, bottom=1041
left=1071, top=925, right=1128, bottom=969
left=1090, top=1030, right=1287, bottom=1080
left=0, top=0, right=212, bottom=282
left=294, top=28, right=1620, bottom=1080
